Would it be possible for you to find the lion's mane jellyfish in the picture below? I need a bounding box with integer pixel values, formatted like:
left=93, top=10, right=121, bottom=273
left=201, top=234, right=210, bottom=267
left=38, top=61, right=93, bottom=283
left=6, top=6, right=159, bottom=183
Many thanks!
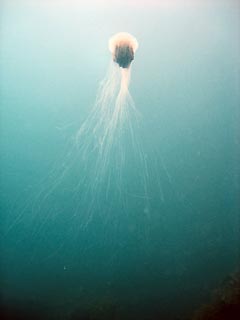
left=76, top=32, right=139, bottom=186
left=16, top=33, right=144, bottom=232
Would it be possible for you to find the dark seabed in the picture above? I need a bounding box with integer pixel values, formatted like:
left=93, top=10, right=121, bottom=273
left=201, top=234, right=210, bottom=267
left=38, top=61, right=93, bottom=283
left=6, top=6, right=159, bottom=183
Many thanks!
left=0, top=0, right=239, bottom=319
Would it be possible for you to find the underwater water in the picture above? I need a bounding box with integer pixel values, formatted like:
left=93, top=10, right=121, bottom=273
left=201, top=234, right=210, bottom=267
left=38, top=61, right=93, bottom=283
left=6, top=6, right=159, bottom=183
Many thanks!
left=0, top=0, right=239, bottom=319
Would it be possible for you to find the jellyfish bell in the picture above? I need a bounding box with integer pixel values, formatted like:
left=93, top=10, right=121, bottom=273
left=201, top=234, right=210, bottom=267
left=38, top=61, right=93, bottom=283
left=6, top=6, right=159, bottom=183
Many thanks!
left=109, top=32, right=139, bottom=68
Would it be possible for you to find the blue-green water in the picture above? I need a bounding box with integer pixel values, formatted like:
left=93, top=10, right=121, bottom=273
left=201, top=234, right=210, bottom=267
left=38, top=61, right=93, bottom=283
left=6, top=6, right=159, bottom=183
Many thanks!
left=0, top=1, right=239, bottom=319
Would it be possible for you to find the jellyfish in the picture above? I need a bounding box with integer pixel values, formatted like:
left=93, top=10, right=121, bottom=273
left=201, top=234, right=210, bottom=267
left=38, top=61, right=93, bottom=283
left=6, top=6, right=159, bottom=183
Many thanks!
left=5, top=32, right=161, bottom=239
left=76, top=32, right=139, bottom=185
left=32, top=32, right=142, bottom=228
